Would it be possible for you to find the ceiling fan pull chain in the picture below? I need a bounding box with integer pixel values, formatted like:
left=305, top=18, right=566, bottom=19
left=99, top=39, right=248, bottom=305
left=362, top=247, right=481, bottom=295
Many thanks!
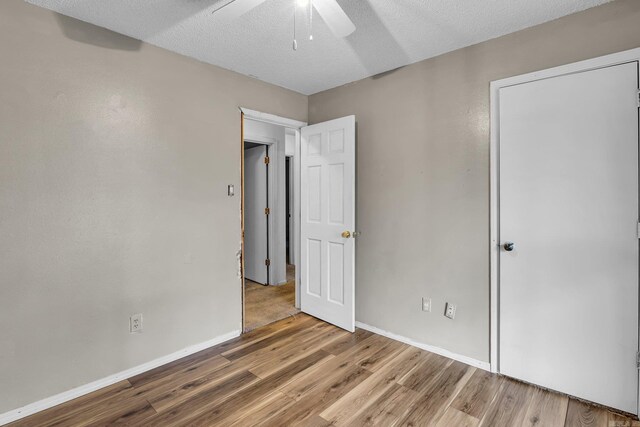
left=292, top=0, right=298, bottom=50
left=309, top=0, right=313, bottom=41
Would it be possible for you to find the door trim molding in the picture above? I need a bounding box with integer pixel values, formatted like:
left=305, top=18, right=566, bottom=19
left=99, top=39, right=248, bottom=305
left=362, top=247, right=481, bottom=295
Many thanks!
left=240, top=107, right=307, bottom=129
left=489, top=48, right=640, bottom=414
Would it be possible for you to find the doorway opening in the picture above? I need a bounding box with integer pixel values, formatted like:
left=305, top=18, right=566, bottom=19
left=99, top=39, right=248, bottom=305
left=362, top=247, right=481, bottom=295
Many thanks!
left=240, top=108, right=357, bottom=334
left=241, top=112, right=303, bottom=332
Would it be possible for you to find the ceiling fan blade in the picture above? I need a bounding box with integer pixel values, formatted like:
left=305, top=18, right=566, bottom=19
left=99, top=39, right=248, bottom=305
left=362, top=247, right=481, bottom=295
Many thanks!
left=313, top=0, right=355, bottom=38
left=212, top=0, right=269, bottom=21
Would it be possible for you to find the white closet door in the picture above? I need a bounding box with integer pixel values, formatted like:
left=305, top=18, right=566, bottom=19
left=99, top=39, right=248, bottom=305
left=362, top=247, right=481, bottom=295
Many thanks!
left=499, top=62, right=639, bottom=414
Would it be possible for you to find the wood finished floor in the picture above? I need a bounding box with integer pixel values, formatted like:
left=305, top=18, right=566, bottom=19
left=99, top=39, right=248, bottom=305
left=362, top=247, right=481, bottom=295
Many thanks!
left=244, top=264, right=298, bottom=332
left=11, top=314, right=638, bottom=427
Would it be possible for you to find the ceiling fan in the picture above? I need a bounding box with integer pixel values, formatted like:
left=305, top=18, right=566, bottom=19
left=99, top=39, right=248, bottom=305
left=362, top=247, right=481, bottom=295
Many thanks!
left=212, top=0, right=355, bottom=49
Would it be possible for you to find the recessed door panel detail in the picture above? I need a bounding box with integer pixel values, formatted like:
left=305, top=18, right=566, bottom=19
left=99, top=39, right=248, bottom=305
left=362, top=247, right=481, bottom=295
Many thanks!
left=307, top=166, right=322, bottom=222
left=328, top=164, right=344, bottom=225
left=329, top=129, right=345, bottom=153
left=328, top=242, right=345, bottom=304
left=308, top=134, right=322, bottom=155
left=307, top=239, right=322, bottom=297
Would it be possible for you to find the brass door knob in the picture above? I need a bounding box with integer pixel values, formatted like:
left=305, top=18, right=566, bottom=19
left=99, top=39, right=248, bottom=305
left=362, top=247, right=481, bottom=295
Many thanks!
left=341, top=231, right=351, bottom=238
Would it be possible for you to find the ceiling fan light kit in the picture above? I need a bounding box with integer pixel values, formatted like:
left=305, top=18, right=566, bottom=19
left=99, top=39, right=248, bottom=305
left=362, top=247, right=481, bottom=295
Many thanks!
left=213, top=0, right=355, bottom=51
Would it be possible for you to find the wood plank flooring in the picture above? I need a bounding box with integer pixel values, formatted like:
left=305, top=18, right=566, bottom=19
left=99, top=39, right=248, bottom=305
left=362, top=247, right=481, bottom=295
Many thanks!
left=11, top=314, right=638, bottom=427
left=244, top=264, right=298, bottom=332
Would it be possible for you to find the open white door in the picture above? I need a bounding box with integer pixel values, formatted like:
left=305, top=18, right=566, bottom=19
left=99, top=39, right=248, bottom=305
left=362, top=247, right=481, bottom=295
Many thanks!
left=300, top=116, right=355, bottom=332
left=244, top=145, right=269, bottom=285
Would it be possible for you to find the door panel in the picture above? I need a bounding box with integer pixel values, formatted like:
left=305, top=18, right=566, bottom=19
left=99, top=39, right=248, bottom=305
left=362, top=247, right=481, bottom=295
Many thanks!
left=307, top=239, right=322, bottom=297
left=328, top=242, right=344, bottom=304
left=244, top=145, right=269, bottom=285
left=499, top=62, right=639, bottom=414
left=301, top=116, right=355, bottom=332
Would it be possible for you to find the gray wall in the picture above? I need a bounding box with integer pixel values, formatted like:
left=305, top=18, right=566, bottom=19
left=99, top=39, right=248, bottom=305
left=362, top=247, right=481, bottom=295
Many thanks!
left=0, top=0, right=306, bottom=413
left=308, top=0, right=640, bottom=363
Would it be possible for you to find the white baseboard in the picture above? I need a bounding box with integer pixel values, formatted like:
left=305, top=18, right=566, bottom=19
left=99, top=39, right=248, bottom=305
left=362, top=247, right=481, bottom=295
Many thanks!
left=355, top=321, right=490, bottom=371
left=0, top=330, right=240, bottom=426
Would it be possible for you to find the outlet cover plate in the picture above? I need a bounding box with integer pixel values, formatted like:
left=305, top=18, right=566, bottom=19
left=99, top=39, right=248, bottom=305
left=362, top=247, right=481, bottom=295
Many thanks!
left=422, top=297, right=431, bottom=312
left=130, top=313, right=143, bottom=333
left=445, top=303, right=456, bottom=319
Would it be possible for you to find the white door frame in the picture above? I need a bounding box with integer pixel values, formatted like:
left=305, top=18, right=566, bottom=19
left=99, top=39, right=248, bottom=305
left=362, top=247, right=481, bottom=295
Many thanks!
left=490, top=47, right=640, bottom=412
left=240, top=108, right=307, bottom=309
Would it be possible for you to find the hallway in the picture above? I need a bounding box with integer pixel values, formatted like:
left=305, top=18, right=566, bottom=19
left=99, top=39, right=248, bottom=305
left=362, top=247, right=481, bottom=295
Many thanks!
left=244, top=264, right=298, bottom=331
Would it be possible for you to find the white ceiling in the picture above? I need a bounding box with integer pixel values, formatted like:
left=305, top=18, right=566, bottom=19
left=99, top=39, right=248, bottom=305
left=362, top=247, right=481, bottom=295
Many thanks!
left=26, top=0, right=611, bottom=95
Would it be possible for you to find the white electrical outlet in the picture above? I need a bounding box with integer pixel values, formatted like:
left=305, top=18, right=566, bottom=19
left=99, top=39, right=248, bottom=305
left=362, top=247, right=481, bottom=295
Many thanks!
left=422, top=297, right=431, bottom=312
left=444, top=303, right=456, bottom=319
left=130, top=313, right=143, bottom=333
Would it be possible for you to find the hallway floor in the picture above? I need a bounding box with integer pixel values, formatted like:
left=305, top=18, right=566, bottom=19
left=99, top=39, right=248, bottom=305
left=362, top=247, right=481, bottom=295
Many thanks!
left=244, top=264, right=298, bottom=332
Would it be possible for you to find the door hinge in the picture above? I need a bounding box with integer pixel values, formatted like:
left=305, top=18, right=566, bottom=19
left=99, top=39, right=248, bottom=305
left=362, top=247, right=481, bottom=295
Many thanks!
left=637, top=89, right=640, bottom=108
left=264, top=156, right=270, bottom=165
left=265, top=259, right=271, bottom=266
left=636, top=351, right=640, bottom=369
left=637, top=222, right=640, bottom=239
left=264, top=207, right=270, bottom=215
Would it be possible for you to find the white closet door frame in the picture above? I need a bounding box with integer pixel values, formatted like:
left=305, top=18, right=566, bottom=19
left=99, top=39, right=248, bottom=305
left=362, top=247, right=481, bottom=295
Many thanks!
left=489, top=47, right=640, bottom=413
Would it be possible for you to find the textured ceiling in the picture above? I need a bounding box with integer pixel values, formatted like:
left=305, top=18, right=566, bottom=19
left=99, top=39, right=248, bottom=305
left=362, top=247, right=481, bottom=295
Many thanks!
left=26, top=0, right=611, bottom=95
